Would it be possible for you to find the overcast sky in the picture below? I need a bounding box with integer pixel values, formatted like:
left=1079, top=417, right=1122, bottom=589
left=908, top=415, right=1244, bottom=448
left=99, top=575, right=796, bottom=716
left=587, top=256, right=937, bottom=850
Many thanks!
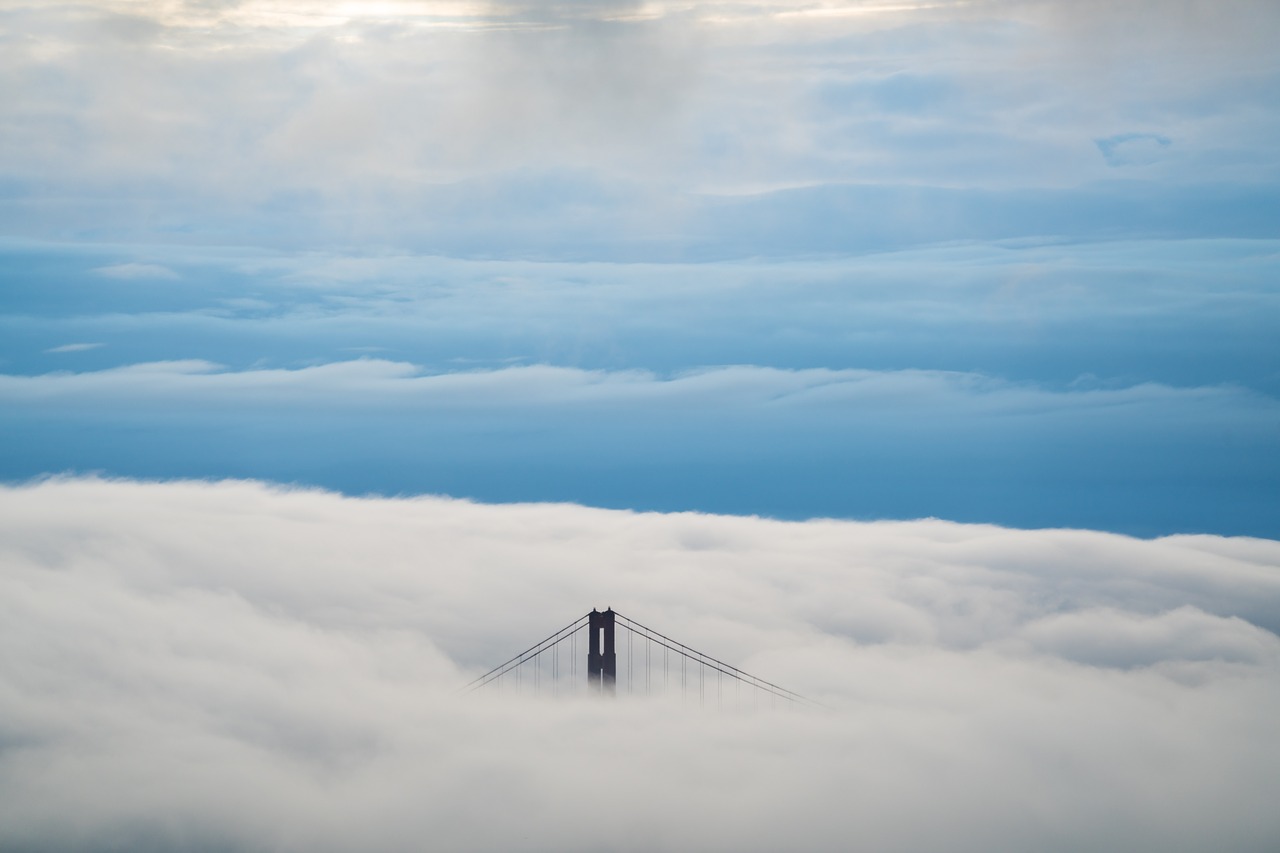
left=2, top=2, right=1279, bottom=848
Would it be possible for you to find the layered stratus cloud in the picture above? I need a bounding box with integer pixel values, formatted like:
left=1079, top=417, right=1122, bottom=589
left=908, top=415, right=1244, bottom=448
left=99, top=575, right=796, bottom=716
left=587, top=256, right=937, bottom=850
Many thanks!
left=0, top=477, right=1277, bottom=851
left=7, top=239, right=1277, bottom=391
left=3, top=357, right=1277, bottom=535
left=2, top=237, right=1277, bottom=538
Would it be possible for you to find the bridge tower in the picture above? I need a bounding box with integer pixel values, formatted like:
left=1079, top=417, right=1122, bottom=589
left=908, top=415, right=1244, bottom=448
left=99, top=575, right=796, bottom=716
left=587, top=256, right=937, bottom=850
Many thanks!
left=587, top=608, right=617, bottom=695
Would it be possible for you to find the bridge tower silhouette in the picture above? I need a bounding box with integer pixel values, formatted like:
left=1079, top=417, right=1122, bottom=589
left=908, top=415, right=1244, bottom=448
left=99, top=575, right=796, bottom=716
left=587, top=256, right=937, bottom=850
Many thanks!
left=587, top=608, right=617, bottom=695
left=465, top=607, right=815, bottom=708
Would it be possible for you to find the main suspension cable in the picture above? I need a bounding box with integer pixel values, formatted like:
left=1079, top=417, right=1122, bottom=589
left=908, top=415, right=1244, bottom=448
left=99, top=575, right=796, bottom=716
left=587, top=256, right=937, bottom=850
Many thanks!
left=613, top=611, right=812, bottom=704
left=614, top=612, right=817, bottom=706
left=464, top=613, right=590, bottom=692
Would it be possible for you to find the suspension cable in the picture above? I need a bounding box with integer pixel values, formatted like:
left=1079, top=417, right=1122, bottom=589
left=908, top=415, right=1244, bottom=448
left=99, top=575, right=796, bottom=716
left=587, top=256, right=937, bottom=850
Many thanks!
left=464, top=613, right=590, bottom=692
left=613, top=611, right=813, bottom=704
left=467, top=609, right=819, bottom=707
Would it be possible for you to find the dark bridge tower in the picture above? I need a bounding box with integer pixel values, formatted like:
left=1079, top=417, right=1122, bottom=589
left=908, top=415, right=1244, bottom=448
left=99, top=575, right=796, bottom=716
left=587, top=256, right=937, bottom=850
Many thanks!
left=587, top=608, right=617, bottom=695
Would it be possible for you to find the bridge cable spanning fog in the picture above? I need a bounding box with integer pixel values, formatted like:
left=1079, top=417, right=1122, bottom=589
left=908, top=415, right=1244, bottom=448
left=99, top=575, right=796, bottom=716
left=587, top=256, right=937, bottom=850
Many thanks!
left=465, top=608, right=816, bottom=708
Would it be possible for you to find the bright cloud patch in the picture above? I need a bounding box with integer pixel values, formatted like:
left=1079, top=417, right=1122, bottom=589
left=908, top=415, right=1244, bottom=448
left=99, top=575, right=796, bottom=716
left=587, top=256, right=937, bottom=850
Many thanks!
left=0, top=477, right=1277, bottom=851
left=92, top=263, right=181, bottom=281
left=43, top=342, right=103, bottom=354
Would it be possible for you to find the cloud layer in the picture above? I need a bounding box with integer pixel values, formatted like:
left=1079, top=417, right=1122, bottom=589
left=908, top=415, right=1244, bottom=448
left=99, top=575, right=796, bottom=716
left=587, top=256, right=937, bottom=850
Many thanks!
left=3, top=357, right=1277, bottom=536
left=1, top=477, right=1277, bottom=851
left=2, top=0, right=1277, bottom=250
left=2, top=234, right=1276, bottom=537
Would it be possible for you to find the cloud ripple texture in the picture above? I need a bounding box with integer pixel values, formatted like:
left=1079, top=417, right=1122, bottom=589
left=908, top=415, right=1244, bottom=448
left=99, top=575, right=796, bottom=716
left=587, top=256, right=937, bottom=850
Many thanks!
left=1, top=477, right=1277, bottom=851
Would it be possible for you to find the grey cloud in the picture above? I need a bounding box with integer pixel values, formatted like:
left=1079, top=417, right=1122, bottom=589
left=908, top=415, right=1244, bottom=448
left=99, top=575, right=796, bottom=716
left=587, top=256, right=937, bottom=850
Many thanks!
left=481, top=0, right=654, bottom=23
left=2, top=0, right=1277, bottom=251
left=0, top=477, right=1278, bottom=851
left=1096, top=133, right=1172, bottom=167
left=1014, top=606, right=1278, bottom=668
left=0, top=1, right=706, bottom=192
left=1020, top=0, right=1280, bottom=65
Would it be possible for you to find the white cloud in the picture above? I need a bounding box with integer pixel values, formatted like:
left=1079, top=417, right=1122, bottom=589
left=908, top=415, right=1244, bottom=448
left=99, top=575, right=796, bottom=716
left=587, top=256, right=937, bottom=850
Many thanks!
left=0, top=360, right=1273, bottom=431
left=92, top=263, right=181, bottom=281
left=43, top=342, right=104, bottom=353
left=0, top=477, right=1277, bottom=851
left=1012, top=605, right=1277, bottom=668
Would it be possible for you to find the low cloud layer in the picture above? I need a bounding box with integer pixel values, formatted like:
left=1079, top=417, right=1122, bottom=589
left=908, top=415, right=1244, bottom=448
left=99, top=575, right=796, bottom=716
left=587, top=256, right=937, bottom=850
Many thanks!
left=3, top=356, right=1271, bottom=413
left=2, top=358, right=1276, bottom=536
left=1, top=477, right=1277, bottom=851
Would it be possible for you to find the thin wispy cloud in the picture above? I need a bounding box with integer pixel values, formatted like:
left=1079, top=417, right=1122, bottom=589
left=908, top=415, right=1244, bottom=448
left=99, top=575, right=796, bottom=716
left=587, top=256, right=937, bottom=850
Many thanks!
left=43, top=342, right=104, bottom=354
left=92, top=263, right=180, bottom=281
left=0, top=358, right=1269, bottom=415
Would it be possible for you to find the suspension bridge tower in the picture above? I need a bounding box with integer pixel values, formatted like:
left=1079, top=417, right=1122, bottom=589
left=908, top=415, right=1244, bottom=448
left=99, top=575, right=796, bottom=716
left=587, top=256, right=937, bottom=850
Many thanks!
left=587, top=608, right=617, bottom=695
left=464, top=606, right=814, bottom=708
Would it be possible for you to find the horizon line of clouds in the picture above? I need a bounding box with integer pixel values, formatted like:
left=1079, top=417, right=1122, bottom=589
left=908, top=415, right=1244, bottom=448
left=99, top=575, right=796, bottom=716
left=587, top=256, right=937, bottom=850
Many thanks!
left=3, top=357, right=1273, bottom=539
left=2, top=358, right=1275, bottom=420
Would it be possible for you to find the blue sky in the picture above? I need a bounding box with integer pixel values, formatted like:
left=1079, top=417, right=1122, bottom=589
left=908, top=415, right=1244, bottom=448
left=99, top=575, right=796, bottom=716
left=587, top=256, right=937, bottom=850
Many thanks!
left=2, top=0, right=1278, bottom=536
